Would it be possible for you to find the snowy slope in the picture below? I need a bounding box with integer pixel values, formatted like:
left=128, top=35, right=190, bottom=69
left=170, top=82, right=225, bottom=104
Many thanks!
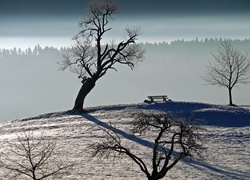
left=0, top=101, right=249, bottom=179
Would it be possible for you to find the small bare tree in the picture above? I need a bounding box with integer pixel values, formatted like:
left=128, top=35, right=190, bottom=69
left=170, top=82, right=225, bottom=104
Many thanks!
left=0, top=131, right=73, bottom=180
left=203, top=40, right=250, bottom=106
left=60, top=0, right=144, bottom=112
left=90, top=112, right=205, bottom=180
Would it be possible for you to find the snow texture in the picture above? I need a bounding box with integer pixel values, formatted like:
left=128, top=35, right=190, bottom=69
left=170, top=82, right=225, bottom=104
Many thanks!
left=0, top=101, right=249, bottom=179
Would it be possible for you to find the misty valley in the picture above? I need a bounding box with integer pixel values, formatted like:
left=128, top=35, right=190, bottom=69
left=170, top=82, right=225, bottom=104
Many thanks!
left=1, top=38, right=250, bottom=121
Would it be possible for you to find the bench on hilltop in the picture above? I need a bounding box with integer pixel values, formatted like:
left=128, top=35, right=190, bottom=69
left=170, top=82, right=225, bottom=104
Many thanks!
left=147, top=95, right=169, bottom=102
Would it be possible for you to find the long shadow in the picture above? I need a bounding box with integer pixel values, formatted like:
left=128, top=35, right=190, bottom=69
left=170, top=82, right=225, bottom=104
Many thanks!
left=82, top=113, right=249, bottom=179
left=187, top=159, right=250, bottom=179
left=82, top=113, right=154, bottom=149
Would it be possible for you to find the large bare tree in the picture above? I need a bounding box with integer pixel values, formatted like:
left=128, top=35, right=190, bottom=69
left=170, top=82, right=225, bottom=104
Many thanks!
left=61, top=0, right=144, bottom=112
left=203, top=40, right=250, bottom=106
left=90, top=112, right=205, bottom=180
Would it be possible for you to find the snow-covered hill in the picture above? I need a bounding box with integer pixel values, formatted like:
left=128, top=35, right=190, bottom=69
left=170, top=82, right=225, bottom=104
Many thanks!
left=0, top=101, right=249, bottom=179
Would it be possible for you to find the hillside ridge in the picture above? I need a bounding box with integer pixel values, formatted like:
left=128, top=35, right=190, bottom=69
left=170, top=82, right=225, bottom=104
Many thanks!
left=14, top=101, right=250, bottom=127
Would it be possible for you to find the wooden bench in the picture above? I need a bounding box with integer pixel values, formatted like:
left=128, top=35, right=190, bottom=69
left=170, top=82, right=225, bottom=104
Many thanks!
left=147, top=95, right=168, bottom=102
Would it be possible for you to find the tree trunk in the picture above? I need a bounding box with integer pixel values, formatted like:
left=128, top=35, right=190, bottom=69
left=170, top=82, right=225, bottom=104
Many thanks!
left=148, top=177, right=159, bottom=180
left=72, top=77, right=96, bottom=112
left=229, top=88, right=233, bottom=106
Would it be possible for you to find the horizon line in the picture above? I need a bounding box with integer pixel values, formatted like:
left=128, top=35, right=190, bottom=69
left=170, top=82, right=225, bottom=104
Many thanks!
left=1, top=37, right=250, bottom=50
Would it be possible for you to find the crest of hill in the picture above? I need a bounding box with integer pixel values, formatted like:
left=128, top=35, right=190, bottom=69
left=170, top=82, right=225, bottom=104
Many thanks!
left=19, top=101, right=250, bottom=127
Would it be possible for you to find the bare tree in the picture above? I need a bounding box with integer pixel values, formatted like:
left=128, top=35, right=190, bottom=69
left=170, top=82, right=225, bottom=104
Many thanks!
left=203, top=40, right=250, bottom=106
left=0, top=131, right=73, bottom=180
left=90, top=112, right=206, bottom=180
left=60, top=0, right=144, bottom=112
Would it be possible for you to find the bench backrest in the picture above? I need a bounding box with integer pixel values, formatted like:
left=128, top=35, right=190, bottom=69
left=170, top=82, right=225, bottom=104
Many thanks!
left=148, top=95, right=168, bottom=99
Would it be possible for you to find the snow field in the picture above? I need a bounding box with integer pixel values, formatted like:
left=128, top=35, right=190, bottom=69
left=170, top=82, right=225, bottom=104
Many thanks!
left=0, top=102, right=249, bottom=179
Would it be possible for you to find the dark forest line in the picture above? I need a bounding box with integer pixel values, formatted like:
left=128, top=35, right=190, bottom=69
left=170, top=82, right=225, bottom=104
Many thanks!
left=1, top=38, right=250, bottom=59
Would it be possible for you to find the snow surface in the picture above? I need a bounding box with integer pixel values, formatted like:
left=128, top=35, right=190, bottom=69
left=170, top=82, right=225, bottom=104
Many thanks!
left=0, top=101, right=249, bottom=179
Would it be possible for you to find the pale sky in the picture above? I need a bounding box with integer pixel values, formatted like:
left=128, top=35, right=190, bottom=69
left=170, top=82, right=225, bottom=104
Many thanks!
left=0, top=0, right=250, bottom=47
left=1, top=0, right=250, bottom=121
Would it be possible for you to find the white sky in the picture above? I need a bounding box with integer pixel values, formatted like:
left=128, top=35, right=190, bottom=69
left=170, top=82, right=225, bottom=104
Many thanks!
left=1, top=14, right=250, bottom=49
left=1, top=1, right=250, bottom=121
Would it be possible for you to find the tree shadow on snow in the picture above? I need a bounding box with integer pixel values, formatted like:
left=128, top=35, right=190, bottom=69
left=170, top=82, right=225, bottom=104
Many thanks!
left=186, top=159, right=250, bottom=179
left=82, top=113, right=250, bottom=179
left=82, top=113, right=154, bottom=149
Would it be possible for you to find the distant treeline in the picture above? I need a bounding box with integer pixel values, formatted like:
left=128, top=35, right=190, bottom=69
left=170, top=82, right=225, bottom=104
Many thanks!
left=1, top=38, right=250, bottom=59
left=0, top=45, right=67, bottom=59
left=143, top=38, right=250, bottom=52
